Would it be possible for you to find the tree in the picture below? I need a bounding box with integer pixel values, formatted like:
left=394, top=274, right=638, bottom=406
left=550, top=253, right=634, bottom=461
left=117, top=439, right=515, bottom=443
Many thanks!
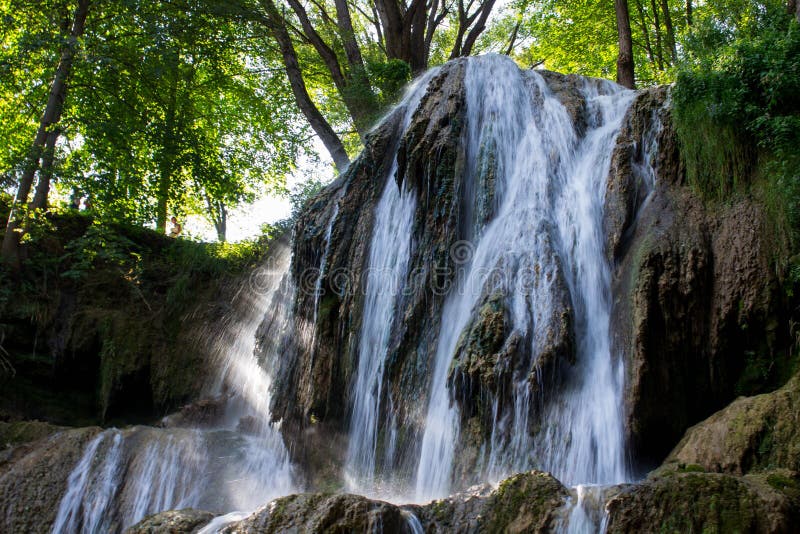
left=1, top=0, right=307, bottom=247
left=1, top=0, right=90, bottom=265
left=789, top=0, right=800, bottom=21
left=209, top=0, right=499, bottom=172
left=615, top=0, right=636, bottom=88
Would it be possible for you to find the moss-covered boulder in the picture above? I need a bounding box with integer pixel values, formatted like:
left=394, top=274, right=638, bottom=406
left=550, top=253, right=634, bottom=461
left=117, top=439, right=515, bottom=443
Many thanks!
left=124, top=509, right=215, bottom=534
left=221, top=493, right=409, bottom=533
left=0, top=426, right=101, bottom=533
left=606, top=469, right=800, bottom=533
left=667, top=373, right=800, bottom=474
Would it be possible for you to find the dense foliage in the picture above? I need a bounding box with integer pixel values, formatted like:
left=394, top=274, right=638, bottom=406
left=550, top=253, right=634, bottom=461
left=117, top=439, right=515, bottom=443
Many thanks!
left=672, top=1, right=800, bottom=257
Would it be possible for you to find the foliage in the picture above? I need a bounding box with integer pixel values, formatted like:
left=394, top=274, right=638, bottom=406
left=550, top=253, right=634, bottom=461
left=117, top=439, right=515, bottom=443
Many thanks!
left=1, top=0, right=310, bottom=241
left=511, top=0, right=690, bottom=84
left=672, top=4, right=799, bottom=214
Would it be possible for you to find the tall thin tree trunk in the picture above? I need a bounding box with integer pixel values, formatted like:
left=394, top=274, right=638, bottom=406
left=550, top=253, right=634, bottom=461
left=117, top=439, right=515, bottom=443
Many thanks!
left=615, top=0, right=636, bottom=89
left=156, top=70, right=179, bottom=233
left=650, top=0, right=664, bottom=70
left=262, top=0, right=350, bottom=173
left=790, top=0, right=800, bottom=21
left=634, top=0, right=656, bottom=68
left=30, top=129, right=60, bottom=210
left=215, top=202, right=226, bottom=242
left=686, top=0, right=693, bottom=25
left=2, top=0, right=90, bottom=265
left=660, top=0, right=677, bottom=62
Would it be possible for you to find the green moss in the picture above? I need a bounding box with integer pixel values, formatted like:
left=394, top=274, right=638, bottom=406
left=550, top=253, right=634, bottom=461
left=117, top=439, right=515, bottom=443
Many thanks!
left=677, top=463, right=706, bottom=473
left=766, top=472, right=798, bottom=492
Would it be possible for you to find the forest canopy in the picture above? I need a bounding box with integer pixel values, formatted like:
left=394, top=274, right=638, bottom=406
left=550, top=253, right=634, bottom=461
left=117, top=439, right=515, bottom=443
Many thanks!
left=0, top=0, right=798, bottom=259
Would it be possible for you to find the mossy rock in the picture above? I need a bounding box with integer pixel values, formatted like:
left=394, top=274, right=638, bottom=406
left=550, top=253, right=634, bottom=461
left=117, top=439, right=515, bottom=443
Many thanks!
left=606, top=471, right=799, bottom=533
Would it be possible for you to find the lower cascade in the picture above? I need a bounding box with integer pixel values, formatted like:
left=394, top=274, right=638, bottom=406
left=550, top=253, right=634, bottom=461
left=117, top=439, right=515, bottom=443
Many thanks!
left=4, top=52, right=796, bottom=534
left=49, top=242, right=297, bottom=532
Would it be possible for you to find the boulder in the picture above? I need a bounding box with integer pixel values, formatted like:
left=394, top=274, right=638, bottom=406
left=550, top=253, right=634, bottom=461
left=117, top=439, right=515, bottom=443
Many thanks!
left=0, top=426, right=101, bottom=533
left=125, top=509, right=215, bottom=534
left=667, top=373, right=800, bottom=474
left=606, top=469, right=800, bottom=533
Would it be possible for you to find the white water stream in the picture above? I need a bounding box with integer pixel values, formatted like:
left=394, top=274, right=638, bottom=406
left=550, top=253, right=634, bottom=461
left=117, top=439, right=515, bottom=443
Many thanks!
left=52, top=244, right=296, bottom=533
left=344, top=70, right=439, bottom=492
left=412, top=56, right=637, bottom=501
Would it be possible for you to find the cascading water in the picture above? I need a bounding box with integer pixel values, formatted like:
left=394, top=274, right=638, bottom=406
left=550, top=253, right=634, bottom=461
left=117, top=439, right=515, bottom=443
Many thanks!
left=51, top=243, right=297, bottom=532
left=414, top=55, right=637, bottom=500
left=38, top=55, right=665, bottom=533
left=344, top=70, right=439, bottom=492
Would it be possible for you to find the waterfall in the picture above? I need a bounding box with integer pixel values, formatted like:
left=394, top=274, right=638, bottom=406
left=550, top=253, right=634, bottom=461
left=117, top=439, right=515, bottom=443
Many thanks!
left=52, top=242, right=297, bottom=532
left=414, top=55, right=636, bottom=499
left=344, top=70, right=439, bottom=492
left=42, top=55, right=660, bottom=532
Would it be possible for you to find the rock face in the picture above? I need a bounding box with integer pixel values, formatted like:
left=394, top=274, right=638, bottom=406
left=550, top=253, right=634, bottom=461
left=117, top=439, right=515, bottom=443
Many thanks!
left=268, top=59, right=796, bottom=491
left=0, top=426, right=101, bottom=533
left=127, top=470, right=569, bottom=534
left=606, top=86, right=792, bottom=469
left=667, top=373, right=800, bottom=474
left=125, top=509, right=215, bottom=534
left=606, top=469, right=800, bottom=533
left=271, top=60, right=476, bottom=481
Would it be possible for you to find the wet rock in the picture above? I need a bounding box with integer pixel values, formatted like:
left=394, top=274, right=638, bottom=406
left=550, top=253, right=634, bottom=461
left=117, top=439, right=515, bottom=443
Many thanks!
left=209, top=470, right=568, bottom=534
left=271, top=60, right=470, bottom=480
left=538, top=71, right=590, bottom=137
left=125, top=509, right=215, bottom=534
left=607, top=86, right=791, bottom=469
left=221, top=493, right=409, bottom=533
left=0, top=420, right=68, bottom=449
left=606, top=470, right=800, bottom=533
left=667, top=373, right=800, bottom=474
left=159, top=395, right=230, bottom=429
left=0, top=426, right=101, bottom=533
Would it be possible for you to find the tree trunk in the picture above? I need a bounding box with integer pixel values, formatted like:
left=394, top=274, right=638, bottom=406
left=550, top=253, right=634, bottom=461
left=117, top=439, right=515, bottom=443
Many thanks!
left=634, top=0, right=656, bottom=68
left=660, top=0, right=677, bottom=62
left=789, top=0, right=800, bottom=21
left=262, top=0, right=350, bottom=173
left=460, top=0, right=497, bottom=57
left=156, top=69, right=179, bottom=233
left=650, top=0, right=664, bottom=70
left=615, top=0, right=636, bottom=89
left=30, top=129, right=60, bottom=210
left=2, top=0, right=90, bottom=265
left=215, top=202, right=226, bottom=242
left=686, top=0, right=692, bottom=25
left=332, top=0, right=377, bottom=133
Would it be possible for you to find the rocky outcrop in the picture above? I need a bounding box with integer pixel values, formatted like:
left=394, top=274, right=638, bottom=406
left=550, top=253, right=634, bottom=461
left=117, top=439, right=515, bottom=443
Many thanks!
left=125, top=509, right=215, bottom=534
left=667, top=373, right=800, bottom=474
left=606, top=469, right=800, bottom=533
left=224, top=494, right=410, bottom=533
left=0, top=213, right=286, bottom=427
left=127, top=470, right=569, bottom=534
left=607, top=86, right=793, bottom=469
left=271, top=60, right=472, bottom=482
left=0, top=426, right=101, bottom=533
left=419, top=471, right=569, bottom=533
left=272, top=64, right=623, bottom=490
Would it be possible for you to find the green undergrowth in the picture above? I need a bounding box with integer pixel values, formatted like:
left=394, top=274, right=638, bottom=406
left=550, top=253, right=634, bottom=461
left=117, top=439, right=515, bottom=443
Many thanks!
left=0, top=204, right=281, bottom=426
left=672, top=7, right=800, bottom=275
